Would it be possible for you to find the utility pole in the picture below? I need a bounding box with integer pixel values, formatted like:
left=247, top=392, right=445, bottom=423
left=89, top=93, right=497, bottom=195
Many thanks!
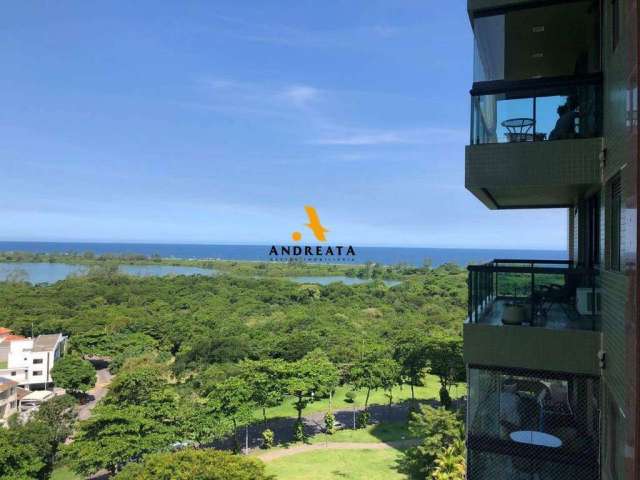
left=353, top=405, right=356, bottom=430
left=245, top=425, right=249, bottom=454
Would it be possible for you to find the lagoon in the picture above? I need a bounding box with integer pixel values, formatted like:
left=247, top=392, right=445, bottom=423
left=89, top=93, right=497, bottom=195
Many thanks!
left=0, top=263, right=400, bottom=287
left=0, top=262, right=216, bottom=284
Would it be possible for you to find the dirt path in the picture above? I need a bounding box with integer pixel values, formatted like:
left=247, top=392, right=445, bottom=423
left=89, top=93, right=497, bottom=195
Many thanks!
left=78, top=368, right=113, bottom=421
left=255, top=438, right=419, bottom=462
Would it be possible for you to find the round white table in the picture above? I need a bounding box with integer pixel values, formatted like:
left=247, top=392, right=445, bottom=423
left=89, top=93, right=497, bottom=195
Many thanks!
left=510, top=430, right=562, bottom=448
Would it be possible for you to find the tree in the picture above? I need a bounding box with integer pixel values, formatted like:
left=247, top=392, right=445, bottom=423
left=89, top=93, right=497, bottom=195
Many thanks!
left=239, top=359, right=287, bottom=428
left=63, top=405, right=176, bottom=476
left=0, top=395, right=78, bottom=480
left=425, top=335, right=464, bottom=409
left=286, top=350, right=339, bottom=426
left=174, top=399, right=228, bottom=446
left=394, top=332, right=430, bottom=407
left=51, top=355, right=96, bottom=395
left=106, top=362, right=167, bottom=406
left=70, top=331, right=158, bottom=361
left=207, top=377, right=254, bottom=452
left=401, top=406, right=464, bottom=478
left=0, top=428, right=45, bottom=480
left=348, top=347, right=400, bottom=411
left=31, top=394, right=78, bottom=463
left=113, top=449, right=273, bottom=480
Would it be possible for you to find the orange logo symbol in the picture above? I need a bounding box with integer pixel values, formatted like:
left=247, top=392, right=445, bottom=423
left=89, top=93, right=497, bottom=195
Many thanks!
left=292, top=206, right=329, bottom=242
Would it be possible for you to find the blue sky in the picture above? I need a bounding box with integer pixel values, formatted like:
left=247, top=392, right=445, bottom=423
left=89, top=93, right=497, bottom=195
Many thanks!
left=0, top=1, right=566, bottom=249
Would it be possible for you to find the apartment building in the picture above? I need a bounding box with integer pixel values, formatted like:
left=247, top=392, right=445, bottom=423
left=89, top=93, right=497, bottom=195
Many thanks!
left=0, top=377, right=18, bottom=426
left=0, top=331, right=67, bottom=389
left=463, top=0, right=638, bottom=479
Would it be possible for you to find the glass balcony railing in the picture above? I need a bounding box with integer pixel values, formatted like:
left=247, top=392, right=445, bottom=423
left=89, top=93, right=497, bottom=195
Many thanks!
left=467, top=259, right=599, bottom=330
left=470, top=80, right=602, bottom=145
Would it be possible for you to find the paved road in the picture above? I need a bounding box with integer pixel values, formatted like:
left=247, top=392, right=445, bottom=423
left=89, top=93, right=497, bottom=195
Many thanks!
left=78, top=368, right=113, bottom=421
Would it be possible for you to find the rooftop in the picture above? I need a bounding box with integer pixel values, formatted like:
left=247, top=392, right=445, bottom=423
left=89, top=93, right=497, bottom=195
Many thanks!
left=0, top=377, right=18, bottom=392
left=33, top=334, right=64, bottom=352
left=22, top=390, right=54, bottom=402
left=15, top=387, right=29, bottom=401
left=0, top=335, right=26, bottom=343
left=0, top=328, right=12, bottom=335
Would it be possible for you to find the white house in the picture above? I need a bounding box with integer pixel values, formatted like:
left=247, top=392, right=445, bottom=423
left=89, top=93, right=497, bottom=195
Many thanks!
left=0, top=330, right=67, bottom=389
left=0, top=377, right=18, bottom=426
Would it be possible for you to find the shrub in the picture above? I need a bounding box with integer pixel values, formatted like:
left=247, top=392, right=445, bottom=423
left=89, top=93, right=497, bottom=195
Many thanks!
left=345, top=391, right=357, bottom=403
left=356, top=411, right=370, bottom=429
left=293, top=420, right=305, bottom=442
left=324, top=412, right=336, bottom=434
left=113, top=449, right=271, bottom=480
left=261, top=429, right=274, bottom=449
left=401, top=406, right=464, bottom=478
left=439, top=386, right=452, bottom=410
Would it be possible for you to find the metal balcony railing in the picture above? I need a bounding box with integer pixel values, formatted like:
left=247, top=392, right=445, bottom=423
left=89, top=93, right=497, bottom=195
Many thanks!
left=467, top=259, right=599, bottom=331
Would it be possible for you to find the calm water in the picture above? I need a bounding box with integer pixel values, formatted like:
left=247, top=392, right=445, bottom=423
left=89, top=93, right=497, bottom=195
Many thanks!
left=0, top=262, right=216, bottom=284
left=0, top=241, right=567, bottom=267
left=0, top=263, right=402, bottom=286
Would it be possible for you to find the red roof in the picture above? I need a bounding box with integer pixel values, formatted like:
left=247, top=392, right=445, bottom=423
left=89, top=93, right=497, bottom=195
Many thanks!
left=0, top=328, right=12, bottom=335
left=1, top=335, right=25, bottom=342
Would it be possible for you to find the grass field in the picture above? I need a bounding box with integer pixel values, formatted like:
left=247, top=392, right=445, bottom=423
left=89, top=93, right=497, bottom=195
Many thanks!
left=308, top=422, right=411, bottom=445
left=265, top=448, right=407, bottom=480
left=261, top=376, right=465, bottom=420
left=50, top=467, right=81, bottom=480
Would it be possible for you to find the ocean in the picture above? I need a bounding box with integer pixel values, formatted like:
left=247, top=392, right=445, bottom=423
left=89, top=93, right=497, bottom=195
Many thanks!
left=0, top=241, right=567, bottom=267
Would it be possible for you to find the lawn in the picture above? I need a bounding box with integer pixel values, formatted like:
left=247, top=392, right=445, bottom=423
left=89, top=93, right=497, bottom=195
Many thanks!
left=261, top=376, right=465, bottom=420
left=50, top=467, right=81, bottom=480
left=308, top=422, right=411, bottom=445
left=265, top=448, right=407, bottom=480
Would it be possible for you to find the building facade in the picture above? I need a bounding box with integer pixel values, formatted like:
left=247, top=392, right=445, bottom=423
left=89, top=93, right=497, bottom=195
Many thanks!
left=0, top=332, right=67, bottom=389
left=463, top=0, right=638, bottom=479
left=0, top=377, right=18, bottom=426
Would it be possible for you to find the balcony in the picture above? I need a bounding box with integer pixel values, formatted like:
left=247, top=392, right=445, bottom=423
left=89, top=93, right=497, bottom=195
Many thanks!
left=466, top=366, right=600, bottom=480
left=464, top=260, right=602, bottom=375
left=466, top=0, right=602, bottom=209
left=466, top=78, right=602, bottom=209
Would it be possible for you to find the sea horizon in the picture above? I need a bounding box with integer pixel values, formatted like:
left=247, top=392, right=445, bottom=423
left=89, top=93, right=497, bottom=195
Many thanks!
left=0, top=240, right=568, bottom=267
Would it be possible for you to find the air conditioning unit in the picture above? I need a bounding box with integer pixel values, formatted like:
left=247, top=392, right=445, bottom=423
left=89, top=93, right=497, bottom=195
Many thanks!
left=576, top=287, right=602, bottom=315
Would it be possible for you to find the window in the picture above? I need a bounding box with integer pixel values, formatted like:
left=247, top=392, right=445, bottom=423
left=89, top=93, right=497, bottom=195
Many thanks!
left=32, top=370, right=43, bottom=376
left=32, top=358, right=43, bottom=365
left=10, top=371, right=16, bottom=377
left=470, top=81, right=602, bottom=144
left=611, top=0, right=620, bottom=51
left=608, top=174, right=622, bottom=271
left=587, top=193, right=600, bottom=267
left=473, top=0, right=600, bottom=83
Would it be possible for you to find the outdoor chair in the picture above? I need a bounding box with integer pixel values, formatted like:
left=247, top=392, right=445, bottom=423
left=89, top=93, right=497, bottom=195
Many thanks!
left=531, top=276, right=578, bottom=322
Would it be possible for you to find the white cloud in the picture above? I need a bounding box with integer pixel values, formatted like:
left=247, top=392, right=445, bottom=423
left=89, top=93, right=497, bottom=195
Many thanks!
left=313, top=127, right=467, bottom=146
left=280, top=85, right=319, bottom=107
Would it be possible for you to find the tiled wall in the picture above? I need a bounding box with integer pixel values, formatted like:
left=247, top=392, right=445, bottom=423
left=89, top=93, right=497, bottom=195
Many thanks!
left=600, top=0, right=638, bottom=477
